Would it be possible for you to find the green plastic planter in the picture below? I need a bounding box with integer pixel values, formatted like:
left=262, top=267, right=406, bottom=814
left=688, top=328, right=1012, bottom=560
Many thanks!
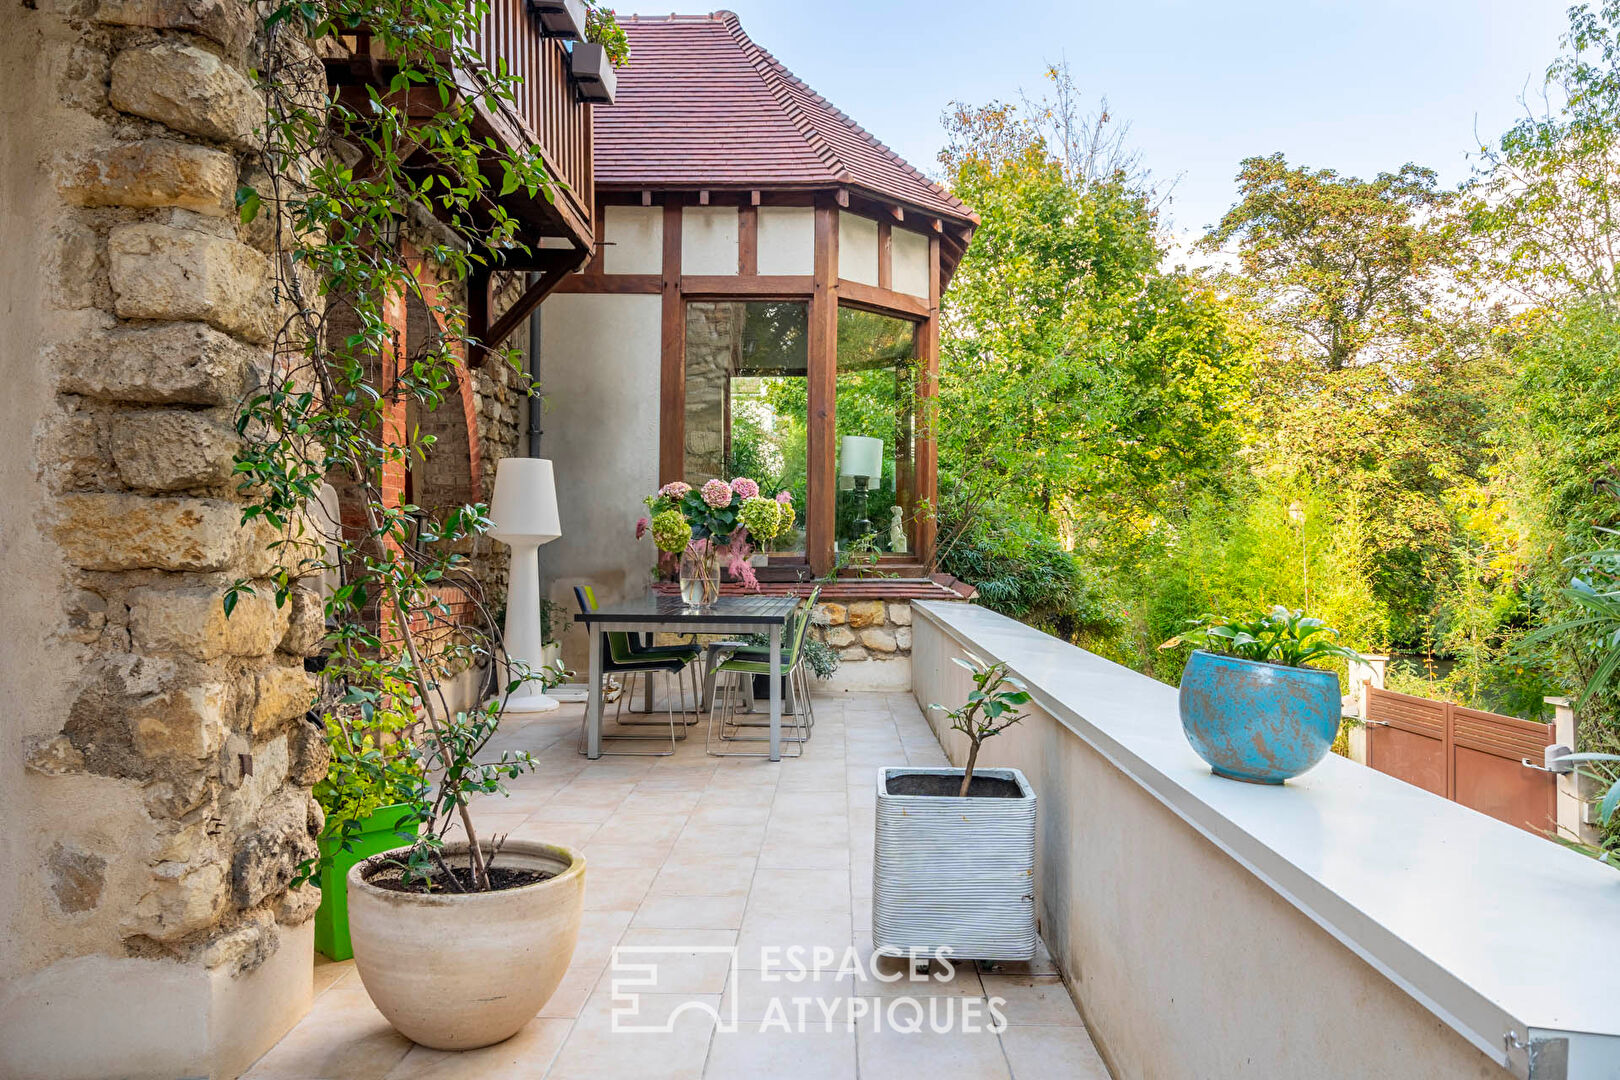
left=313, top=803, right=421, bottom=961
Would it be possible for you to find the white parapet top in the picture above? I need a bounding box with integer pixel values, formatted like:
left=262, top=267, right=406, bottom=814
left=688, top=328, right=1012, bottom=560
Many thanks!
left=914, top=600, right=1620, bottom=1080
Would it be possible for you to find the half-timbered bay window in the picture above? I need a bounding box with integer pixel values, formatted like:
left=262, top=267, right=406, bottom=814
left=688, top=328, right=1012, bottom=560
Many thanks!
left=540, top=13, right=976, bottom=581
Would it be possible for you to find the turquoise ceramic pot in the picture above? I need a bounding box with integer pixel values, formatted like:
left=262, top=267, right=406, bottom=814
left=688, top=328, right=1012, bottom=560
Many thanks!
left=1178, top=651, right=1341, bottom=784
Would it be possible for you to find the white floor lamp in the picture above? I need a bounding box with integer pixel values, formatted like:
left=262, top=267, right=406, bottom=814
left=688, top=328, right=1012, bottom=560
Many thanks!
left=488, top=457, right=563, bottom=713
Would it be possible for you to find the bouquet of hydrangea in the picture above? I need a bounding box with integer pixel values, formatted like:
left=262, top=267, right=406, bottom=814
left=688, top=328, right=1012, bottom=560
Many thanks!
left=636, top=477, right=789, bottom=590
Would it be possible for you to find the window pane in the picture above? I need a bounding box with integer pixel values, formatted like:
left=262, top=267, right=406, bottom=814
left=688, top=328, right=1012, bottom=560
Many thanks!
left=836, top=306, right=918, bottom=555
left=684, top=301, right=808, bottom=553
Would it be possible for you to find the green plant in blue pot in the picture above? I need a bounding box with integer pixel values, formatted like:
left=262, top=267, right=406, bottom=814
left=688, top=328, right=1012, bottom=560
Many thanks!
left=1162, top=607, right=1361, bottom=784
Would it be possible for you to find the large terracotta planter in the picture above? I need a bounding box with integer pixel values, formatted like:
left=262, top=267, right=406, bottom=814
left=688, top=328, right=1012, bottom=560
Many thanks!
left=347, top=840, right=584, bottom=1049
left=1178, top=650, right=1341, bottom=784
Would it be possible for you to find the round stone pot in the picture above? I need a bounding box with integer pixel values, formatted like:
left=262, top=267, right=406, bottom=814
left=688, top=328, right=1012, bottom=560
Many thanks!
left=1178, top=651, right=1341, bottom=784
left=347, top=840, right=584, bottom=1050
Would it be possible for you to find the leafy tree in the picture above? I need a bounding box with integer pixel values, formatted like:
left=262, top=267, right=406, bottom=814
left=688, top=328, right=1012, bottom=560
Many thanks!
left=1202, top=154, right=1460, bottom=371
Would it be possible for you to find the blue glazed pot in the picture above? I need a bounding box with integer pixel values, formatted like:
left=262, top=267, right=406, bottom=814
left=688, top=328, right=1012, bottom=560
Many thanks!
left=1178, top=651, right=1341, bottom=784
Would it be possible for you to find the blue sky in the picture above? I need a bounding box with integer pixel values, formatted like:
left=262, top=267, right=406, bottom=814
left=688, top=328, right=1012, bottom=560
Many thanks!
left=679, top=0, right=1573, bottom=242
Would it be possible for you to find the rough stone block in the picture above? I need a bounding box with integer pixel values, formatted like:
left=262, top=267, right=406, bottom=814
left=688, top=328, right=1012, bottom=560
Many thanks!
left=49, top=844, right=107, bottom=914
left=95, top=0, right=256, bottom=57
left=112, top=409, right=239, bottom=491
left=232, top=795, right=318, bottom=909
left=131, top=584, right=285, bottom=660
left=252, top=665, right=317, bottom=734
left=108, top=222, right=272, bottom=344
left=276, top=882, right=322, bottom=927
left=825, top=626, right=856, bottom=648
left=46, top=221, right=105, bottom=311
left=840, top=645, right=868, bottom=661
left=887, top=603, right=912, bottom=626
left=279, top=587, right=326, bottom=656
left=848, top=601, right=885, bottom=629
left=819, top=602, right=848, bottom=626
left=56, top=322, right=254, bottom=406
left=38, top=412, right=111, bottom=492
left=860, top=628, right=898, bottom=653
left=126, top=861, right=228, bottom=942
left=54, top=494, right=239, bottom=572
left=895, top=626, right=912, bottom=651
left=109, top=41, right=260, bottom=148
left=287, top=719, right=330, bottom=788
left=57, top=140, right=235, bottom=216
left=127, top=680, right=230, bottom=762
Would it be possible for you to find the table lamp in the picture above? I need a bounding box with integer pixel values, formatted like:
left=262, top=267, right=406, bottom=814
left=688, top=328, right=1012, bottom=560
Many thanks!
left=838, top=436, right=883, bottom=541
left=488, top=458, right=563, bottom=713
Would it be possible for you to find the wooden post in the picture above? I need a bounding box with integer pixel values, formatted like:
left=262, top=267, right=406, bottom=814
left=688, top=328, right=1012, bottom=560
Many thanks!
left=913, top=233, right=941, bottom=565
left=807, top=203, right=839, bottom=576
left=738, top=204, right=758, bottom=276
left=659, top=199, right=684, bottom=483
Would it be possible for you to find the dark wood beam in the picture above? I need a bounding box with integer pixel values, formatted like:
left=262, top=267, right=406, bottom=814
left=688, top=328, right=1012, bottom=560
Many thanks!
left=877, top=222, right=893, bottom=292
left=739, top=205, right=758, bottom=276
left=659, top=200, right=685, bottom=484
left=682, top=275, right=811, bottom=299
left=807, top=202, right=839, bottom=577
left=836, top=278, right=926, bottom=320
left=552, top=274, right=661, bottom=294
left=469, top=248, right=588, bottom=366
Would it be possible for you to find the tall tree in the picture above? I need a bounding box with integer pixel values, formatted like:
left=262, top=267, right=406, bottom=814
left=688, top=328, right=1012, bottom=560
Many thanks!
left=1202, top=155, right=1459, bottom=371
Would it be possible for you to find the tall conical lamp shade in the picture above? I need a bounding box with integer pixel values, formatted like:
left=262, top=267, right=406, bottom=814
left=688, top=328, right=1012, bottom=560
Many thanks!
left=488, top=458, right=562, bottom=713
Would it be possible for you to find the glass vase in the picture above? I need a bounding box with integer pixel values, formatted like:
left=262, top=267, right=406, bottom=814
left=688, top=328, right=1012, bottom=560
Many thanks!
left=679, top=544, right=721, bottom=608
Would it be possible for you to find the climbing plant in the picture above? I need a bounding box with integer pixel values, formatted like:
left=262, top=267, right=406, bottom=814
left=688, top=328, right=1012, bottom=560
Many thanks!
left=232, top=0, right=622, bottom=891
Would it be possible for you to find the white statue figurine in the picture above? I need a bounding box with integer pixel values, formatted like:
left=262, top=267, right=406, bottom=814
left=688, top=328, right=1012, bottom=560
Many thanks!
left=889, top=504, right=907, bottom=555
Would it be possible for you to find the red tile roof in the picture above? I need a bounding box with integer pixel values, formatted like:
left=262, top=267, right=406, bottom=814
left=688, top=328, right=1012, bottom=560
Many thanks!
left=596, top=12, right=977, bottom=228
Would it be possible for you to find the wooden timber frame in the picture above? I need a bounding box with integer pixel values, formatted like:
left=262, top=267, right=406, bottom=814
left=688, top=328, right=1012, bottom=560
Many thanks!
left=556, top=188, right=959, bottom=577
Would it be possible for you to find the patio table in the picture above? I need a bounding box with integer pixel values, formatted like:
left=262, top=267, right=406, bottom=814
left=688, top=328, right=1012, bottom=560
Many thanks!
left=575, top=593, right=800, bottom=761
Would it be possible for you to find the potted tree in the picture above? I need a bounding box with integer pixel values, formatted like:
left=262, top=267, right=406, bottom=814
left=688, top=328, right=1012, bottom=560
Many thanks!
left=230, top=0, right=627, bottom=1052
left=1162, top=606, right=1361, bottom=784
left=874, top=653, right=1038, bottom=962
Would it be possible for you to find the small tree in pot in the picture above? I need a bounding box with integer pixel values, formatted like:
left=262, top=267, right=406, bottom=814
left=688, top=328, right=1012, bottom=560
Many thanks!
left=234, top=0, right=627, bottom=1051
left=873, top=653, right=1038, bottom=962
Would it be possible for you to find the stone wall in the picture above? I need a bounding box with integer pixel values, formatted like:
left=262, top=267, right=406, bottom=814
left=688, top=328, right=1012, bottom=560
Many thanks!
left=1, top=2, right=324, bottom=1076
left=810, top=599, right=915, bottom=693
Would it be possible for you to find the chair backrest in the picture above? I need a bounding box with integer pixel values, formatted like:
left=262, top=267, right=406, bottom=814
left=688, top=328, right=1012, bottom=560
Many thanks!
left=573, top=585, right=639, bottom=664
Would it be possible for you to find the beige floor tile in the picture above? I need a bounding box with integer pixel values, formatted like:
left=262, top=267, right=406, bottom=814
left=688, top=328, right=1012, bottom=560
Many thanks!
left=382, top=1016, right=572, bottom=1079
left=244, top=985, right=413, bottom=1079
left=524, top=801, right=620, bottom=824
left=757, top=838, right=851, bottom=870
left=650, top=855, right=757, bottom=897
left=720, top=968, right=855, bottom=1023
left=546, top=991, right=719, bottom=1080
left=583, top=866, right=659, bottom=911
left=856, top=1020, right=1011, bottom=1080
left=593, top=812, right=689, bottom=847
left=735, top=909, right=853, bottom=968
left=631, top=893, right=749, bottom=930
left=507, top=818, right=601, bottom=849
left=537, top=959, right=607, bottom=1019
left=747, top=868, right=853, bottom=913
left=978, top=974, right=1083, bottom=1026
left=702, top=1028, right=857, bottom=1079
left=619, top=788, right=704, bottom=813
left=610, top=928, right=738, bottom=994
left=998, top=1024, right=1110, bottom=1079
left=314, top=956, right=354, bottom=996
left=580, top=840, right=677, bottom=869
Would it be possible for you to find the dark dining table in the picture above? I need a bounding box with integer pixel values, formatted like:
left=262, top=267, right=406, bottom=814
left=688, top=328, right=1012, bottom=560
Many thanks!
left=574, top=593, right=801, bottom=760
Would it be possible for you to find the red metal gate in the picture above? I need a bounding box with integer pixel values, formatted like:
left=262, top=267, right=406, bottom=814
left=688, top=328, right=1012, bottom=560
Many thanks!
left=1365, top=687, right=1556, bottom=835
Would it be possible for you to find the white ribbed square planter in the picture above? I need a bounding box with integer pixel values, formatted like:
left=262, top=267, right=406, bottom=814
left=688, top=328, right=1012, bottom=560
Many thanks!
left=871, top=766, right=1037, bottom=961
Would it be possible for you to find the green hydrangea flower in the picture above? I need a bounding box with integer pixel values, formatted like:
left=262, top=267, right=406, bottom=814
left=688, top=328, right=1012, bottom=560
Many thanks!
left=650, top=509, right=692, bottom=553
left=738, top=496, right=781, bottom=542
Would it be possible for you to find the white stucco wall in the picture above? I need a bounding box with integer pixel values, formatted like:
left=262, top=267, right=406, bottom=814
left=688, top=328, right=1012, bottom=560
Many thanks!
left=537, top=293, right=662, bottom=671
left=681, top=206, right=738, bottom=276
left=892, top=226, right=930, bottom=298
left=602, top=205, right=663, bottom=275
left=838, top=211, right=879, bottom=285
left=756, top=206, right=814, bottom=276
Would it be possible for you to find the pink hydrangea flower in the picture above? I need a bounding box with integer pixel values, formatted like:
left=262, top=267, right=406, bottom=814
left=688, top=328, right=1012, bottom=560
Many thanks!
left=730, top=477, right=760, bottom=500
left=635, top=516, right=650, bottom=540
left=658, top=481, right=692, bottom=499
left=701, top=478, right=734, bottom=508
left=775, top=489, right=793, bottom=504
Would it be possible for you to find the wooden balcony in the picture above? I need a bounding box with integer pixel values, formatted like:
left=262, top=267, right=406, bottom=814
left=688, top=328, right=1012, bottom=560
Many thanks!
left=327, top=3, right=597, bottom=259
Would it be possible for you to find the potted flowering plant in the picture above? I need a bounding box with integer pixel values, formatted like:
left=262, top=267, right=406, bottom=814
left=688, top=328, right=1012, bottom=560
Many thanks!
left=638, top=478, right=795, bottom=605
